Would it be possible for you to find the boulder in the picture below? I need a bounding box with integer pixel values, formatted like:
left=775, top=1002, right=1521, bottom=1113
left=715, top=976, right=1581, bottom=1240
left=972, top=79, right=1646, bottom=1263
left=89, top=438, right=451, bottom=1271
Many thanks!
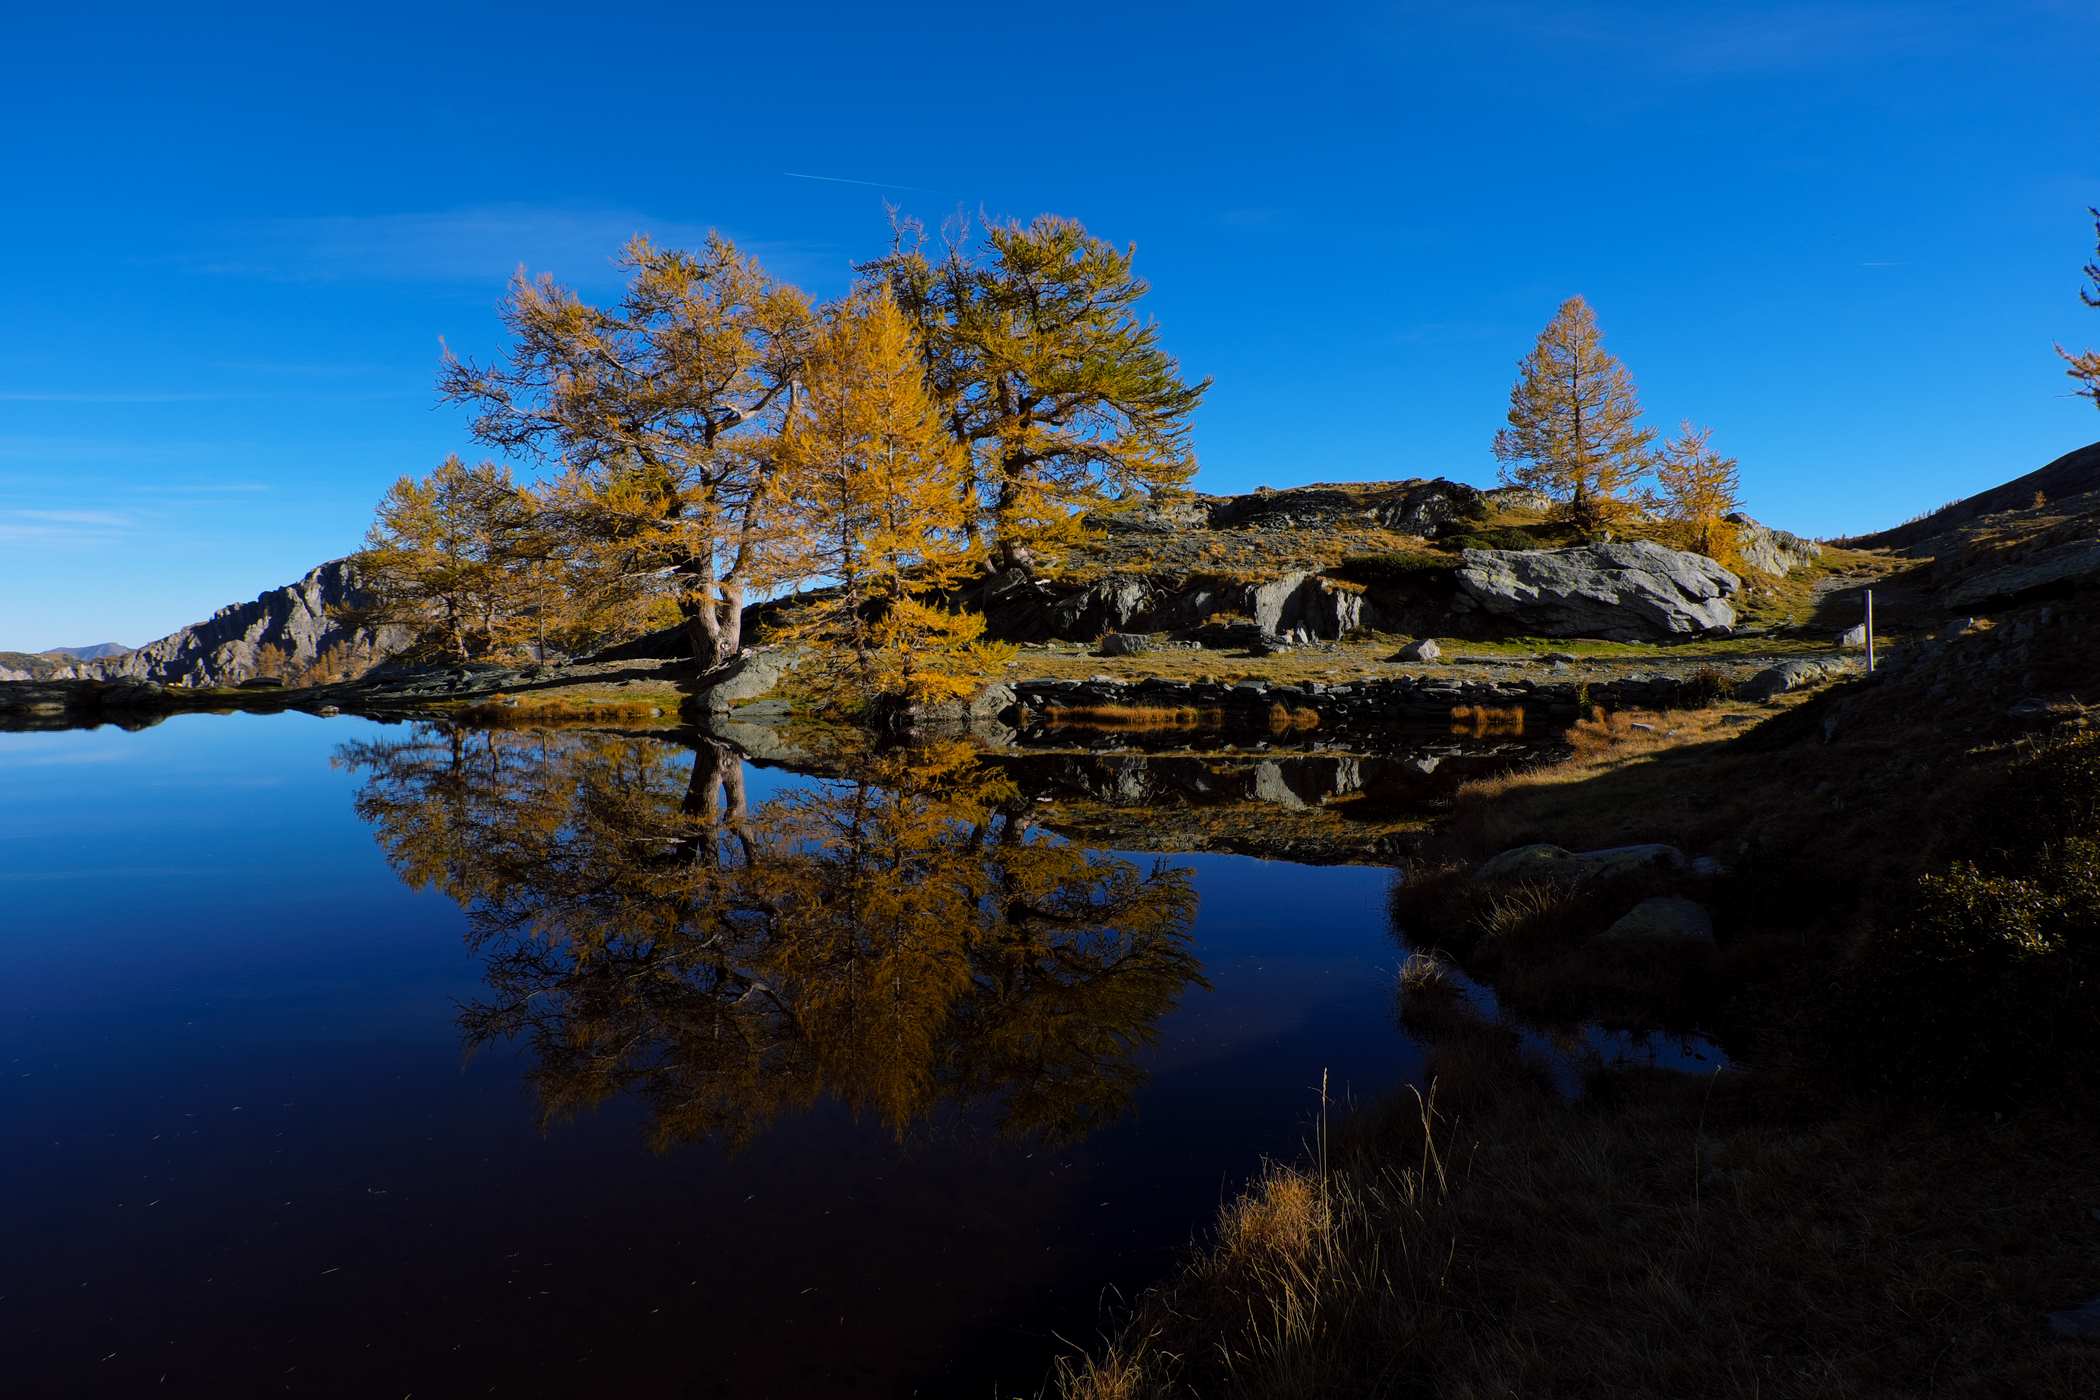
left=1474, top=842, right=1688, bottom=885
left=969, top=681, right=1018, bottom=723
left=1739, top=655, right=1857, bottom=702
left=1097, top=632, right=1151, bottom=657
left=1396, top=638, right=1442, bottom=663
left=1837, top=624, right=1867, bottom=647
left=697, top=647, right=792, bottom=712
left=1252, top=572, right=1364, bottom=643
left=1452, top=541, right=1740, bottom=640
left=1600, top=896, right=1716, bottom=944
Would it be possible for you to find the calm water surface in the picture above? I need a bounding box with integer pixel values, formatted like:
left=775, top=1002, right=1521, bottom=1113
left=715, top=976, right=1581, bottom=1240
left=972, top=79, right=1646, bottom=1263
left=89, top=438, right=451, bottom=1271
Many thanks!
left=0, top=714, right=1428, bottom=1397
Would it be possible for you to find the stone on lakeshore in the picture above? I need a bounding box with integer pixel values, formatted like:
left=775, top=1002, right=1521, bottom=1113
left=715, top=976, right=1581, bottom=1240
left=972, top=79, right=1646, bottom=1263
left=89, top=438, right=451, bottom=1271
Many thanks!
left=698, top=647, right=791, bottom=711
left=1739, top=655, right=1858, bottom=702
left=1600, top=896, right=1716, bottom=944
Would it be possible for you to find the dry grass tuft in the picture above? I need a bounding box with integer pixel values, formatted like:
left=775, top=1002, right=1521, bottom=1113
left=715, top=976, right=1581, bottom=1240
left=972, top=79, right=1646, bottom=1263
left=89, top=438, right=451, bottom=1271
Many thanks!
left=1052, top=1065, right=2100, bottom=1400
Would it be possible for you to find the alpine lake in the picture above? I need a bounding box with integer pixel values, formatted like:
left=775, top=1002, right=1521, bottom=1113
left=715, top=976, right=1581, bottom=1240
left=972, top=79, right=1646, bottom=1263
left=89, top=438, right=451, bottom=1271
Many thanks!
left=0, top=709, right=1718, bottom=1396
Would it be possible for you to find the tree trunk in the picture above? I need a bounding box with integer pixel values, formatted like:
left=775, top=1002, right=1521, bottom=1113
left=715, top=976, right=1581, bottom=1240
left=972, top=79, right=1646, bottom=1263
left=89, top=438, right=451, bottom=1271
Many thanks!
left=680, top=569, right=744, bottom=671
left=714, top=580, right=745, bottom=666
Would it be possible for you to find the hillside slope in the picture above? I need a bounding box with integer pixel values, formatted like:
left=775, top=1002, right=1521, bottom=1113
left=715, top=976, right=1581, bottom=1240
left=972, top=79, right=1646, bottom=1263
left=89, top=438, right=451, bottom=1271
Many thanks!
left=1849, top=439, right=2100, bottom=551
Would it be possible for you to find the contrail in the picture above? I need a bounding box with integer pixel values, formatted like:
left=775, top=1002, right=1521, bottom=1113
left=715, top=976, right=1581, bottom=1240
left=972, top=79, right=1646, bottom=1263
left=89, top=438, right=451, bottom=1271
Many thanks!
left=783, top=171, right=930, bottom=193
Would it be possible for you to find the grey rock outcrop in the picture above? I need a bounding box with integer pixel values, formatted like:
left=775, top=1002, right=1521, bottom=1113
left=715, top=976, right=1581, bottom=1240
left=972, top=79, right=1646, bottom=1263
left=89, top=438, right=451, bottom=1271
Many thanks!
left=1453, top=541, right=1740, bottom=640
left=1051, top=575, right=1159, bottom=637
left=1207, top=478, right=1485, bottom=536
left=1483, top=486, right=1554, bottom=515
left=1726, top=513, right=1823, bottom=577
left=1252, top=572, right=1363, bottom=642
left=57, top=559, right=412, bottom=688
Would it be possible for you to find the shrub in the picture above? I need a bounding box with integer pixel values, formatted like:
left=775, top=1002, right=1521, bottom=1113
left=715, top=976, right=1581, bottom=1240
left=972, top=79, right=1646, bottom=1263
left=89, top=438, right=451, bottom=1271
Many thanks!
left=1331, top=550, right=1460, bottom=587
left=1678, top=666, right=1734, bottom=706
left=1827, top=732, right=2100, bottom=1103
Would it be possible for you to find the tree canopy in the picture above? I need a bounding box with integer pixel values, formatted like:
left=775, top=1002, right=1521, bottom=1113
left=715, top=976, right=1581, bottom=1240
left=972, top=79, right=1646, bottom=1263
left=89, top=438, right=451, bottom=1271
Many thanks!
left=354, top=213, right=1207, bottom=696
left=862, top=214, right=1210, bottom=571
left=438, top=235, right=813, bottom=670
left=1653, top=421, right=1743, bottom=565
left=1492, top=296, right=1655, bottom=534
left=771, top=289, right=1011, bottom=712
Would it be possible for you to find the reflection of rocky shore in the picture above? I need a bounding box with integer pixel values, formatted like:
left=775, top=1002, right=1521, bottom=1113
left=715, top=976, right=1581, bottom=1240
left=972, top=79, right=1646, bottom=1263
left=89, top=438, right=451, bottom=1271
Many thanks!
left=700, top=707, right=1546, bottom=864
left=988, top=746, right=1538, bottom=864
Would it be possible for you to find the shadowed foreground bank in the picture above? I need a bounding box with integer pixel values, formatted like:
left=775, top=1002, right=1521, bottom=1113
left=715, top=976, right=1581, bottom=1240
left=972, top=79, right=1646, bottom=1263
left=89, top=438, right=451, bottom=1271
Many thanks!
left=1052, top=592, right=2100, bottom=1399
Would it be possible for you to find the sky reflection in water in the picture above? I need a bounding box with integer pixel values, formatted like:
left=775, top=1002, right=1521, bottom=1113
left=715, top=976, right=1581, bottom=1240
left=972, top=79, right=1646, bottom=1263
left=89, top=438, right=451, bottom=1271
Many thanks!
left=0, top=713, right=1417, bottom=1397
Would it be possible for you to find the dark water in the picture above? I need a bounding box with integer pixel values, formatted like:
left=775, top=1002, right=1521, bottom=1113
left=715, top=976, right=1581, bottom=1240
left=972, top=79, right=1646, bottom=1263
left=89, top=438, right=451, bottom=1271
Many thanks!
left=0, top=714, right=1437, bottom=1397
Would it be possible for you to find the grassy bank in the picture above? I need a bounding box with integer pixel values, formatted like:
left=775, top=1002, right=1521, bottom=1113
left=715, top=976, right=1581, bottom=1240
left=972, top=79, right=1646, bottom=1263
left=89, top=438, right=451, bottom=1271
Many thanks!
left=1049, top=593, right=2100, bottom=1398
left=1055, top=1058, right=2100, bottom=1399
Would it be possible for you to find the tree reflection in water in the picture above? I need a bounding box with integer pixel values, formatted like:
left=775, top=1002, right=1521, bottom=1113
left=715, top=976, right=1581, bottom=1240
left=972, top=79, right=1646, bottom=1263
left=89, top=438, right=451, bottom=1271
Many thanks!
left=334, top=726, right=1203, bottom=1150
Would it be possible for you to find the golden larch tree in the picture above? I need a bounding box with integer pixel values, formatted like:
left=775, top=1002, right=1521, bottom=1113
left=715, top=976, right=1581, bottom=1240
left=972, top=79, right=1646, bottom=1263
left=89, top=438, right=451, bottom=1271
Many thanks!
left=1492, top=295, right=1655, bottom=534
left=439, top=235, right=812, bottom=671
left=773, top=290, right=1012, bottom=713
left=354, top=456, right=541, bottom=661
left=862, top=214, right=1209, bottom=573
left=1653, top=421, right=1743, bottom=565
left=2059, top=206, right=2100, bottom=410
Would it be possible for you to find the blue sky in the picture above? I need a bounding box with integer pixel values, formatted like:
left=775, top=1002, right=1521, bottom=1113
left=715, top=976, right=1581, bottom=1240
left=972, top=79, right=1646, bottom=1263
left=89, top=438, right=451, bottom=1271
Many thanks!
left=2, top=1, right=2095, bottom=649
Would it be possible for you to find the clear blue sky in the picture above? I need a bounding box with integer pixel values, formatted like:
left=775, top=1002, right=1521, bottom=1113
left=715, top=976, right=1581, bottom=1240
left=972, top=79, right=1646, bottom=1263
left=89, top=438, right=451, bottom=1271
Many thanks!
left=2, top=1, right=2095, bottom=649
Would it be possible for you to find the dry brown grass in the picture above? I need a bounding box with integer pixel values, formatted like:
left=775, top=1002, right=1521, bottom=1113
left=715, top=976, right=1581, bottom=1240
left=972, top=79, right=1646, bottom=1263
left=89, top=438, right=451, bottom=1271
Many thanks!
left=455, top=684, right=684, bottom=725
left=1053, top=1058, right=2100, bottom=1400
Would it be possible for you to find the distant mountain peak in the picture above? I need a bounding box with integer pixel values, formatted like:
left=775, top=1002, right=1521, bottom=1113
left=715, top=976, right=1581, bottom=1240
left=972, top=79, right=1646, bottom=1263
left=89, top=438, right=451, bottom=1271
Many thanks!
left=39, top=642, right=133, bottom=660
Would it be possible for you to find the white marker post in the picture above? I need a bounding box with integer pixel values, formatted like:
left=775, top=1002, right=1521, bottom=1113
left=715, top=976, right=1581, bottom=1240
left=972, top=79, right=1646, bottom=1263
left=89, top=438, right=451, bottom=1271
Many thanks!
left=1865, top=588, right=1876, bottom=673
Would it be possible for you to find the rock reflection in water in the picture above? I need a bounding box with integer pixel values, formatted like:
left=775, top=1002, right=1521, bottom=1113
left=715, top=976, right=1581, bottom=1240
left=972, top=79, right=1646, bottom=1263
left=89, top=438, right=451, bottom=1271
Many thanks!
left=334, top=726, right=1203, bottom=1150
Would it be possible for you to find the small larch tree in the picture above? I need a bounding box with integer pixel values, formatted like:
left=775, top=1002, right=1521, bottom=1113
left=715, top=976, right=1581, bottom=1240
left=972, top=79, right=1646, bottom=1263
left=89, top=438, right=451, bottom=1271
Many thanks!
left=1654, top=421, right=1743, bottom=565
left=1493, top=295, right=1655, bottom=534
left=354, top=455, right=540, bottom=661
left=2059, top=206, right=2100, bottom=410
left=862, top=213, right=1209, bottom=573
left=772, top=290, right=1011, bottom=713
left=440, top=235, right=812, bottom=671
